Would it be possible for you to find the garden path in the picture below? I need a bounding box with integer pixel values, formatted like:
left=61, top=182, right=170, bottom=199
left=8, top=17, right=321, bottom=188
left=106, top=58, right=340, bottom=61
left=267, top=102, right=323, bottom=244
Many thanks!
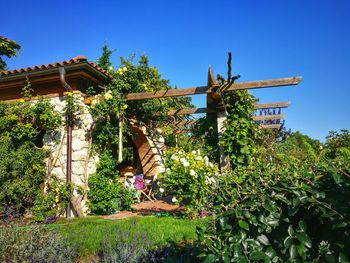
left=103, top=199, right=184, bottom=219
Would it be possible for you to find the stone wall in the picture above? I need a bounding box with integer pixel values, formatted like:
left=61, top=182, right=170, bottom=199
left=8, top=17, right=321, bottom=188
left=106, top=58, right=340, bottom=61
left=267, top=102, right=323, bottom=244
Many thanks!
left=43, top=93, right=98, bottom=216
left=42, top=93, right=166, bottom=216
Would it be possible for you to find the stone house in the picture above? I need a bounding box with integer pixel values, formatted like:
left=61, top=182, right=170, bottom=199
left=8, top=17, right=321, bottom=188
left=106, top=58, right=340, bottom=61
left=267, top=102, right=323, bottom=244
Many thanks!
left=0, top=56, right=165, bottom=215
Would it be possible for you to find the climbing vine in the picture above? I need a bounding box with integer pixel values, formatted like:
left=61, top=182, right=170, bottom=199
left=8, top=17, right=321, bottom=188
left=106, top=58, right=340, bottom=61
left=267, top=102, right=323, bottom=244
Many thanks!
left=221, top=90, right=261, bottom=167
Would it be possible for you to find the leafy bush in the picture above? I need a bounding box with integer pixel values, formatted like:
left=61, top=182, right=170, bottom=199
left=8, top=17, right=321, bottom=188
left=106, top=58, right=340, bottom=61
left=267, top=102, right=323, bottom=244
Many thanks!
left=87, top=151, right=134, bottom=215
left=32, top=175, right=75, bottom=221
left=277, top=131, right=322, bottom=162
left=161, top=148, right=219, bottom=214
left=0, top=223, right=78, bottom=262
left=197, top=158, right=350, bottom=262
left=0, top=138, right=47, bottom=215
left=0, top=97, right=62, bottom=216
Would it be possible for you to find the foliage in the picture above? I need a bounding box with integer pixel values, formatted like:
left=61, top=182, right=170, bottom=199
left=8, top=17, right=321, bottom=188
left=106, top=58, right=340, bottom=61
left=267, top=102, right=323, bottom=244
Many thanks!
left=63, top=91, right=83, bottom=127
left=197, top=151, right=350, bottom=262
left=32, top=176, right=75, bottom=222
left=0, top=36, right=21, bottom=71
left=0, top=223, right=77, bottom=262
left=161, top=148, right=219, bottom=215
left=277, top=131, right=322, bottom=162
left=220, top=90, right=261, bottom=168
left=190, top=117, right=220, bottom=162
left=90, top=89, right=127, bottom=152
left=0, top=138, right=47, bottom=215
left=87, top=151, right=133, bottom=215
left=111, top=54, right=192, bottom=127
left=0, top=92, right=62, bottom=216
left=0, top=99, right=62, bottom=145
left=97, top=44, right=114, bottom=71
left=324, top=129, right=350, bottom=160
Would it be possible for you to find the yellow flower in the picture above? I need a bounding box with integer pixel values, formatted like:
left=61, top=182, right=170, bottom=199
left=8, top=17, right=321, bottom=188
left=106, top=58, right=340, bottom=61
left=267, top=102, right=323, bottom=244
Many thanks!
left=104, top=91, right=113, bottom=100
left=55, top=187, right=60, bottom=193
left=123, top=104, right=128, bottom=109
left=67, top=92, right=73, bottom=96
left=55, top=197, right=59, bottom=203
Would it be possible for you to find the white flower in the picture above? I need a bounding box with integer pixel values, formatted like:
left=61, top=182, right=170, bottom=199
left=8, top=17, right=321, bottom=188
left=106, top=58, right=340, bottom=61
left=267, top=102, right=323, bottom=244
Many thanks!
left=125, top=181, right=130, bottom=188
left=122, top=66, right=127, bottom=71
left=178, top=150, right=183, bottom=154
left=159, top=187, right=165, bottom=193
left=190, top=169, right=196, bottom=176
left=208, top=162, right=214, bottom=168
left=128, top=178, right=135, bottom=184
left=191, top=150, right=197, bottom=155
left=180, top=157, right=190, bottom=167
left=171, top=154, right=178, bottom=160
left=195, top=156, right=202, bottom=161
left=172, top=197, right=178, bottom=203
left=166, top=168, right=171, bottom=174
left=205, top=176, right=211, bottom=185
left=197, top=149, right=201, bottom=155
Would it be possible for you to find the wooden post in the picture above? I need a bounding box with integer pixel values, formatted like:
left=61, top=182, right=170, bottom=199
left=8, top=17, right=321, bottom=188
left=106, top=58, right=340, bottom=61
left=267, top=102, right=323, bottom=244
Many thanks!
left=206, top=66, right=230, bottom=172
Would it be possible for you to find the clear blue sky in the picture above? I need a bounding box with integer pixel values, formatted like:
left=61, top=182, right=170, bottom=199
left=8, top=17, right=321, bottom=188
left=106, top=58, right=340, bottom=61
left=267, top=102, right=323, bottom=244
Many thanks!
left=2, top=0, right=349, bottom=141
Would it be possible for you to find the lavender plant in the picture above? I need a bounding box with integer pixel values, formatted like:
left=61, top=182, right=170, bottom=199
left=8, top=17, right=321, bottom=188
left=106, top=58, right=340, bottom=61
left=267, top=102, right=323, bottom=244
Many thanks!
left=100, top=218, right=155, bottom=263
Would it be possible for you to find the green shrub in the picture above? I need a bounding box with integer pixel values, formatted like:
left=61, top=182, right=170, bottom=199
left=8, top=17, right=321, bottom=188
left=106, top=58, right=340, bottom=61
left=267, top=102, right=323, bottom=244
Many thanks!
left=0, top=223, right=78, bottom=262
left=87, top=151, right=134, bottom=215
left=161, top=148, right=219, bottom=215
left=197, top=159, right=350, bottom=262
left=32, top=176, right=75, bottom=221
left=0, top=98, right=62, bottom=217
left=0, top=138, right=47, bottom=215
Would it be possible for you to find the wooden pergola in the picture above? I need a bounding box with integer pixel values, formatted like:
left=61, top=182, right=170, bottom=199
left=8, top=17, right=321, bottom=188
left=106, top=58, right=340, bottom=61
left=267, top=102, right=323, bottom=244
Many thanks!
left=124, top=53, right=302, bottom=171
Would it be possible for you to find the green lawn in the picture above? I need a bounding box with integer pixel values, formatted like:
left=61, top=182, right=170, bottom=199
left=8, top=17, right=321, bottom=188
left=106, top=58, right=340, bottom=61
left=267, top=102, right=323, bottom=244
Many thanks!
left=49, top=215, right=207, bottom=256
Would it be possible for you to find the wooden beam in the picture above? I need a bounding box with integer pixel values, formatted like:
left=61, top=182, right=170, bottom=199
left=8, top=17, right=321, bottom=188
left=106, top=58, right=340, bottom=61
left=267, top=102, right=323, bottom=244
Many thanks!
left=174, top=119, right=198, bottom=127
left=168, top=107, right=215, bottom=116
left=260, top=124, right=282, bottom=129
left=126, top=86, right=208, bottom=101
left=126, top=76, right=302, bottom=101
left=168, top=102, right=290, bottom=116
left=222, top=76, right=302, bottom=93
left=253, top=114, right=286, bottom=121
left=254, top=102, right=290, bottom=109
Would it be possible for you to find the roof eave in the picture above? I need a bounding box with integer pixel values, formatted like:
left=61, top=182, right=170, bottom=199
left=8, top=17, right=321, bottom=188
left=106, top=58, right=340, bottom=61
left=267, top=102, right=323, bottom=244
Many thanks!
left=0, top=61, right=112, bottom=84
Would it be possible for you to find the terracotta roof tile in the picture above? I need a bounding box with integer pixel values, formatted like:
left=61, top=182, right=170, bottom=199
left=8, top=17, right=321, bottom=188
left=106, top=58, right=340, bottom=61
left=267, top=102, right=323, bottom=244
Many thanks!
left=0, top=55, right=112, bottom=79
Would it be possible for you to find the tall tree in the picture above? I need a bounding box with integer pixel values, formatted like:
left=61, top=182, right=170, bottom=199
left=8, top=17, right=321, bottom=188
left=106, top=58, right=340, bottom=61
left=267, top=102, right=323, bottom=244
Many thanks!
left=97, top=44, right=113, bottom=71
left=0, top=36, right=21, bottom=71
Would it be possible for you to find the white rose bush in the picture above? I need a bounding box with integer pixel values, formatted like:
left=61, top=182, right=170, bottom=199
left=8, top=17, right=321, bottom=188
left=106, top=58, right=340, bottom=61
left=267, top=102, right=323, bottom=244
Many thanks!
left=161, top=148, right=219, bottom=215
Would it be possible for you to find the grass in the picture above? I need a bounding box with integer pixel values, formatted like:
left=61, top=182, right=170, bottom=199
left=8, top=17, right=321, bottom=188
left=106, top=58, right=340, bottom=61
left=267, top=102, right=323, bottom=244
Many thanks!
left=49, top=215, right=207, bottom=256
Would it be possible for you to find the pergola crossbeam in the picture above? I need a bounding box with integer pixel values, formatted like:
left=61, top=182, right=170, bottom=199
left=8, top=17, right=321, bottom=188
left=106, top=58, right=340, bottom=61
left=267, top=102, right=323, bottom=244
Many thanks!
left=168, top=102, right=291, bottom=116
left=126, top=77, right=302, bottom=101
left=260, top=124, right=282, bottom=129
left=253, top=114, right=286, bottom=121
